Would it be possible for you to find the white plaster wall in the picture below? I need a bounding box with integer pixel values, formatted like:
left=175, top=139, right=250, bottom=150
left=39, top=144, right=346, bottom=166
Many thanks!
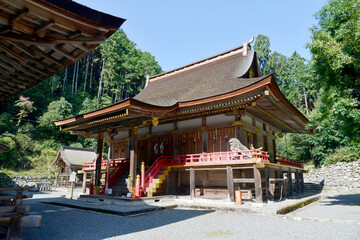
left=152, top=123, right=173, bottom=134
left=138, top=127, right=148, bottom=136
left=178, top=118, right=202, bottom=130
left=241, top=115, right=252, bottom=125
left=206, top=114, right=234, bottom=127
left=113, top=130, right=129, bottom=140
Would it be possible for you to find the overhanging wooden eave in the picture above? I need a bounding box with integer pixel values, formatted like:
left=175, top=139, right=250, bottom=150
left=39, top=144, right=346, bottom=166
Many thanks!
left=0, top=0, right=125, bottom=102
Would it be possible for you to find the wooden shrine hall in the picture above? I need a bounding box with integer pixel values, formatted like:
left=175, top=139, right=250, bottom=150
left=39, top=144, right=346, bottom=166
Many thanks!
left=55, top=39, right=308, bottom=203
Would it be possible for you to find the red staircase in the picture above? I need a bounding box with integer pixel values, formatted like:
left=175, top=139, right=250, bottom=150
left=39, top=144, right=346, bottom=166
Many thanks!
left=143, top=149, right=269, bottom=195
left=83, top=158, right=129, bottom=195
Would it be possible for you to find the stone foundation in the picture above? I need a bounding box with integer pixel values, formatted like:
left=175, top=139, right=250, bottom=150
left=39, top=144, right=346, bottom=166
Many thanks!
left=304, top=160, right=360, bottom=192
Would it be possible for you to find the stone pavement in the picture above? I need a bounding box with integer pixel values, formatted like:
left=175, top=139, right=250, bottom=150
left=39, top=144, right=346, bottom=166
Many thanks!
left=22, top=191, right=360, bottom=240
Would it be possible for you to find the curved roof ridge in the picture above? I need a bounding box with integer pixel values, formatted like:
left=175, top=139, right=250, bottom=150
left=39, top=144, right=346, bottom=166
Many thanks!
left=149, top=45, right=245, bottom=83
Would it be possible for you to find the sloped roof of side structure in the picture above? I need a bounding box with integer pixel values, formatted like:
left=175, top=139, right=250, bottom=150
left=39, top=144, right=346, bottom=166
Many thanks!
left=52, top=146, right=96, bottom=167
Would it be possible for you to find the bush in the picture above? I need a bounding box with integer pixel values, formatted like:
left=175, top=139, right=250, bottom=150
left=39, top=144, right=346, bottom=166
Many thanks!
left=323, top=145, right=360, bottom=166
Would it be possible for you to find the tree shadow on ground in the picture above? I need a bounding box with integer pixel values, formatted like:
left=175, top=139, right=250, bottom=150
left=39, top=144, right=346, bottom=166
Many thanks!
left=22, top=197, right=215, bottom=240
left=322, top=194, right=360, bottom=206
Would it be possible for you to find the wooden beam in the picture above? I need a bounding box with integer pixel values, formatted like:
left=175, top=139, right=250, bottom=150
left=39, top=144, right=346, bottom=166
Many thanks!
left=0, top=14, right=33, bottom=35
left=8, top=40, right=36, bottom=58
left=190, top=167, right=195, bottom=199
left=253, top=165, right=263, bottom=203
left=265, top=167, right=270, bottom=199
left=32, top=47, right=67, bottom=67
left=82, top=171, right=87, bottom=194
left=287, top=170, right=293, bottom=196
left=129, top=150, right=135, bottom=189
left=67, top=30, right=82, bottom=39
left=227, top=166, right=234, bottom=201
left=9, top=8, right=29, bottom=25
left=54, top=45, right=76, bottom=61
left=233, top=178, right=255, bottom=183
left=0, top=42, right=56, bottom=73
left=73, top=43, right=90, bottom=52
left=94, top=134, right=103, bottom=187
left=300, top=172, right=304, bottom=194
left=295, top=171, right=300, bottom=195
left=0, top=33, right=56, bottom=47
left=35, top=20, right=55, bottom=35
left=0, top=61, right=15, bottom=73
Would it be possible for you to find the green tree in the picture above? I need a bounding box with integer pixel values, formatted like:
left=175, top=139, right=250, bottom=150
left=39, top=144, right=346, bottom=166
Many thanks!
left=309, top=0, right=360, bottom=97
left=306, top=0, right=360, bottom=166
left=39, top=97, right=73, bottom=128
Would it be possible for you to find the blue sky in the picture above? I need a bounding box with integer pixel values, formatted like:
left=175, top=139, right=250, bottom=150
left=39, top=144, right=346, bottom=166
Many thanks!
left=75, top=0, right=328, bottom=71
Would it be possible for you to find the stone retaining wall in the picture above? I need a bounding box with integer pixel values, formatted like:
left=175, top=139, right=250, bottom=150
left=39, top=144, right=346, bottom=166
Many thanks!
left=304, top=160, right=360, bottom=192
left=0, top=175, right=55, bottom=191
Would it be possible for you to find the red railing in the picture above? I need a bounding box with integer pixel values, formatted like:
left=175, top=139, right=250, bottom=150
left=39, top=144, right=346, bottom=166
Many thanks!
left=144, top=150, right=269, bottom=191
left=276, top=155, right=302, bottom=168
left=83, top=158, right=128, bottom=171
left=85, top=158, right=129, bottom=195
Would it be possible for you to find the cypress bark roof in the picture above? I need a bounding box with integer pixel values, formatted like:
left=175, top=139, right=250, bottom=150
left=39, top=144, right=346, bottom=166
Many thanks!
left=52, top=146, right=96, bottom=167
left=135, top=48, right=261, bottom=106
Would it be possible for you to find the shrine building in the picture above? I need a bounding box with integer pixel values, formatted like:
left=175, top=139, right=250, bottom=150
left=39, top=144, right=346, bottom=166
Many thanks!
left=55, top=39, right=308, bottom=203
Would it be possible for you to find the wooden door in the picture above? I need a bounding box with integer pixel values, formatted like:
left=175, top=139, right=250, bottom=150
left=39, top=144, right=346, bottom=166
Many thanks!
left=112, top=141, right=128, bottom=159
left=137, top=139, right=148, bottom=165
left=178, top=131, right=202, bottom=155
left=151, top=134, right=174, bottom=159
left=207, top=127, right=236, bottom=153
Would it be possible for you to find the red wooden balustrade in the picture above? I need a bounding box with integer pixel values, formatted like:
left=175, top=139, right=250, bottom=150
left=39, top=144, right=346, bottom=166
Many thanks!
left=143, top=149, right=269, bottom=192
left=85, top=158, right=129, bottom=195
left=276, top=155, right=302, bottom=168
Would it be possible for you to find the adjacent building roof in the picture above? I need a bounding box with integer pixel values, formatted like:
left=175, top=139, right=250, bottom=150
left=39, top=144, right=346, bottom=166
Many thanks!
left=55, top=42, right=309, bottom=134
left=52, top=146, right=96, bottom=167
left=0, top=142, right=10, bottom=152
left=0, top=0, right=125, bottom=102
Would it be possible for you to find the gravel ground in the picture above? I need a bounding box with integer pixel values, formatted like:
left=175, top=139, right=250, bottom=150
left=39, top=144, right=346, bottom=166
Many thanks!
left=21, top=192, right=360, bottom=240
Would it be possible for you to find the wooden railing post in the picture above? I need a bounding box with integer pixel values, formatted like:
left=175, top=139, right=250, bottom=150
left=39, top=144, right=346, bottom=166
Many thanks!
left=190, top=167, right=195, bottom=199
left=140, top=161, right=145, bottom=191
left=227, top=166, right=234, bottom=201
left=253, top=165, right=263, bottom=203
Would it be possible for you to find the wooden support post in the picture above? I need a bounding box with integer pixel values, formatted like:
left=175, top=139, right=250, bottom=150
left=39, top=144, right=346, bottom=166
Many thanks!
left=82, top=171, right=87, bottom=194
left=227, top=166, right=234, bottom=201
left=265, top=167, right=270, bottom=200
left=201, top=117, right=207, bottom=153
left=253, top=165, right=263, bottom=203
left=94, top=133, right=103, bottom=189
left=177, top=170, right=181, bottom=195
left=288, top=170, right=293, bottom=196
left=173, top=122, right=178, bottom=155
left=130, top=126, right=137, bottom=187
left=129, top=150, right=135, bottom=189
left=147, top=125, right=152, bottom=164
left=300, top=172, right=304, bottom=194
left=190, top=167, right=195, bottom=199
left=240, top=171, right=246, bottom=189
left=295, top=171, right=300, bottom=195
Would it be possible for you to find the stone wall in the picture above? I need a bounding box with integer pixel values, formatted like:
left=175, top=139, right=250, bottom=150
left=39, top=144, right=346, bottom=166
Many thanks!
left=0, top=175, right=55, bottom=191
left=304, top=160, right=360, bottom=192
